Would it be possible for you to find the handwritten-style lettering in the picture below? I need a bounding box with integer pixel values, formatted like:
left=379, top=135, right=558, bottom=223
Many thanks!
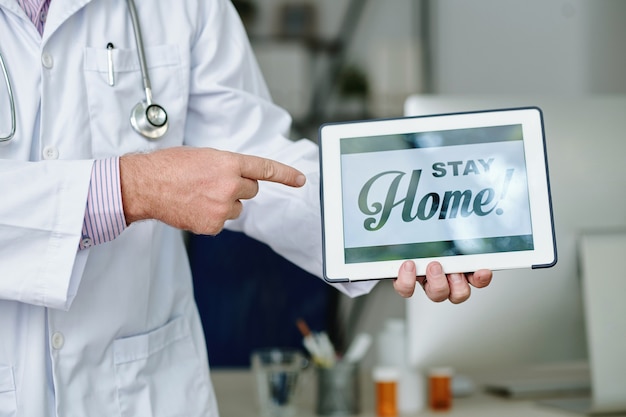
left=358, top=168, right=514, bottom=231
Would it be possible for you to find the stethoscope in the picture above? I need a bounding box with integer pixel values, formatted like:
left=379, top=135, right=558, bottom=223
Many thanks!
left=0, top=0, right=168, bottom=143
left=0, top=50, right=15, bottom=143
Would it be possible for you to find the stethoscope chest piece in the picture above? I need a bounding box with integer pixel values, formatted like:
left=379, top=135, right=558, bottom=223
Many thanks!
left=130, top=100, right=168, bottom=140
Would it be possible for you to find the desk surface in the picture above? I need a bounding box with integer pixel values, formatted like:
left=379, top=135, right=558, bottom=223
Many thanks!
left=211, top=369, right=578, bottom=417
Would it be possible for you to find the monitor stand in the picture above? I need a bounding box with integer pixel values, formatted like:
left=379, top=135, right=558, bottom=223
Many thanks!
left=541, top=231, right=626, bottom=416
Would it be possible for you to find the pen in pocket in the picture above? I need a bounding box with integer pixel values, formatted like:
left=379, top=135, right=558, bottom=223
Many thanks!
left=106, top=43, right=115, bottom=86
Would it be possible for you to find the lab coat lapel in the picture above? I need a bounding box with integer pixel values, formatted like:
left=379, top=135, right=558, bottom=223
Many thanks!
left=0, top=0, right=41, bottom=43
left=41, top=0, right=95, bottom=43
left=0, top=0, right=28, bottom=19
left=0, top=0, right=95, bottom=41
left=0, top=0, right=21, bottom=11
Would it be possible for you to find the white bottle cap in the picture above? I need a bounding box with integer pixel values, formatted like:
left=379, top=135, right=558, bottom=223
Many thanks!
left=428, top=367, right=454, bottom=377
left=372, top=366, right=400, bottom=382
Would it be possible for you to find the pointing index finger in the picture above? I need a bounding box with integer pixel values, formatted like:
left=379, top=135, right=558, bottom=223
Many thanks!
left=239, top=154, right=306, bottom=187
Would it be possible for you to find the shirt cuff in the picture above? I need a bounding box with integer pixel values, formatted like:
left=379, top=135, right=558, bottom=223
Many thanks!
left=79, top=157, right=127, bottom=250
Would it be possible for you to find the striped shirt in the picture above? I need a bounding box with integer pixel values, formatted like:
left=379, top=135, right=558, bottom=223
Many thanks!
left=80, top=158, right=127, bottom=250
left=17, top=0, right=50, bottom=35
left=18, top=0, right=127, bottom=249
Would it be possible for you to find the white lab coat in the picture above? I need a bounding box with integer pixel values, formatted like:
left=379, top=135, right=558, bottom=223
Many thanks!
left=0, top=0, right=376, bottom=416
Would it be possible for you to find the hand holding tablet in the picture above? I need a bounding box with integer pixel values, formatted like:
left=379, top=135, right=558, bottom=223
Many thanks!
left=319, top=108, right=557, bottom=282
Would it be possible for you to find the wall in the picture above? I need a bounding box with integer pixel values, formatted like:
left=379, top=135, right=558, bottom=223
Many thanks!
left=431, top=0, right=626, bottom=95
left=585, top=1, right=626, bottom=93
left=431, top=0, right=588, bottom=94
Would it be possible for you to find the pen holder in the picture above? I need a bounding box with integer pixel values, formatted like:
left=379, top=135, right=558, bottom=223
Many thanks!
left=316, top=362, right=360, bottom=416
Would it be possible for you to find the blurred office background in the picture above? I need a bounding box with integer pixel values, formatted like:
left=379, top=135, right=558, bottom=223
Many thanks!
left=189, top=0, right=626, bottom=378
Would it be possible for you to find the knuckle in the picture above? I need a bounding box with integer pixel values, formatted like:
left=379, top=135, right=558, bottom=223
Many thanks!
left=196, top=218, right=224, bottom=236
left=431, top=281, right=449, bottom=294
left=206, top=223, right=224, bottom=236
left=221, top=202, right=239, bottom=220
left=394, top=281, right=415, bottom=298
left=202, top=201, right=231, bottom=228
left=427, top=286, right=450, bottom=303
left=403, top=288, right=415, bottom=298
left=231, top=201, right=244, bottom=219
left=243, top=179, right=260, bottom=200
left=430, top=294, right=448, bottom=303
left=220, top=179, right=239, bottom=198
left=262, top=159, right=276, bottom=180
left=449, top=289, right=471, bottom=304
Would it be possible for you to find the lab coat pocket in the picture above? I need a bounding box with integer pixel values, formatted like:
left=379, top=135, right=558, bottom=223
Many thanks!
left=83, top=45, right=187, bottom=158
left=0, top=365, right=16, bottom=417
left=113, top=317, right=210, bottom=417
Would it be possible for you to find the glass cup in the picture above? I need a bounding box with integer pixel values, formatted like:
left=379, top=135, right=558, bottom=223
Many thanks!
left=251, top=348, right=308, bottom=417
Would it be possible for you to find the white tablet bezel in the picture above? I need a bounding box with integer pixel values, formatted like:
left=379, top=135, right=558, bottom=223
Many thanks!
left=319, top=107, right=557, bottom=282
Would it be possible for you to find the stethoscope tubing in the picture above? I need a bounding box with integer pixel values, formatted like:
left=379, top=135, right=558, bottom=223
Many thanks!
left=126, top=0, right=153, bottom=103
left=0, top=49, right=16, bottom=142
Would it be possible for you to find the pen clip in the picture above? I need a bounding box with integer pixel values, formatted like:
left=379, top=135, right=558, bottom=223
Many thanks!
left=106, top=42, right=115, bottom=86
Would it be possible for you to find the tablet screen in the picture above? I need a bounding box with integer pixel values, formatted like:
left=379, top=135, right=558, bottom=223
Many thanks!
left=340, top=124, right=532, bottom=263
left=320, top=108, right=556, bottom=281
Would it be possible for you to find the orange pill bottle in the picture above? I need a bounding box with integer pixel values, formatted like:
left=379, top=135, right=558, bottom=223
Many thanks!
left=372, top=367, right=399, bottom=417
left=428, top=367, right=453, bottom=411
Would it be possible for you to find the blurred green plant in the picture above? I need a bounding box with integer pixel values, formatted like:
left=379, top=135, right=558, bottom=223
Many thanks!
left=338, top=65, right=369, bottom=98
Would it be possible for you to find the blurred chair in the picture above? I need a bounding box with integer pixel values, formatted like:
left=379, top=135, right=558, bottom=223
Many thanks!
left=188, top=230, right=334, bottom=367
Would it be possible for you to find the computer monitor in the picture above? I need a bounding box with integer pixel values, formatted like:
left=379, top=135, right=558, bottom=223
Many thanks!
left=403, top=96, right=626, bottom=404
left=539, top=230, right=626, bottom=414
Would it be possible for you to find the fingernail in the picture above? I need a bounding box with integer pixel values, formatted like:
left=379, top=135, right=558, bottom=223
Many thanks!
left=431, top=263, right=443, bottom=275
left=296, top=174, right=306, bottom=187
left=403, top=261, right=416, bottom=273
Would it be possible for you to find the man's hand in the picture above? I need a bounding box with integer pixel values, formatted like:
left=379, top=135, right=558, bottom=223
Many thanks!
left=120, top=146, right=306, bottom=235
left=393, top=260, right=493, bottom=303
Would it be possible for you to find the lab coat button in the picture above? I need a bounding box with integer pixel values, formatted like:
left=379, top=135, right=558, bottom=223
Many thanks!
left=43, top=146, right=59, bottom=160
left=81, top=237, right=93, bottom=248
left=51, top=332, right=65, bottom=350
left=41, top=53, right=54, bottom=69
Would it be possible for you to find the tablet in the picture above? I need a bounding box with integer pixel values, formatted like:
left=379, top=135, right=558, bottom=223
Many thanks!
left=319, top=107, right=557, bottom=282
